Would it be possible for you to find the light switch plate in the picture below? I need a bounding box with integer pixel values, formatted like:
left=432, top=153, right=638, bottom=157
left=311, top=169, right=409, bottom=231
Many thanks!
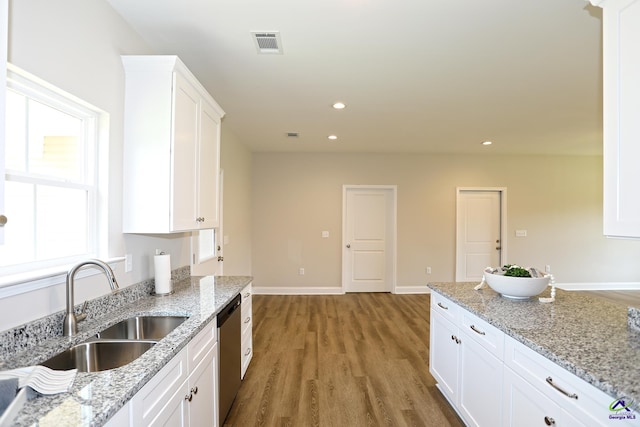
left=515, top=229, right=527, bottom=237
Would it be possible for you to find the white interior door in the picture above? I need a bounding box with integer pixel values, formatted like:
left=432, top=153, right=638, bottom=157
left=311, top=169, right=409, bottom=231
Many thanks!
left=455, top=189, right=505, bottom=282
left=342, top=186, right=396, bottom=293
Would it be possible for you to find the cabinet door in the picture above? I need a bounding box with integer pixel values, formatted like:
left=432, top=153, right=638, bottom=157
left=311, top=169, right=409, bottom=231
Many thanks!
left=429, top=310, right=459, bottom=405
left=601, top=0, right=640, bottom=237
left=503, top=366, right=564, bottom=427
left=458, top=330, right=503, bottom=427
left=148, top=382, right=189, bottom=427
left=171, top=71, right=200, bottom=232
left=188, top=344, right=217, bottom=427
left=131, top=350, right=189, bottom=426
left=198, top=100, right=221, bottom=229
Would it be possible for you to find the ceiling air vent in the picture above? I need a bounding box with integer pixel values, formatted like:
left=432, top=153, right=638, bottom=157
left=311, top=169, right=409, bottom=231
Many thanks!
left=252, top=32, right=283, bottom=54
left=286, top=132, right=299, bottom=138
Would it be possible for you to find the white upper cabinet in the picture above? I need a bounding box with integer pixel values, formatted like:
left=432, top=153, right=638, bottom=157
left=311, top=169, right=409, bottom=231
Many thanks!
left=122, top=55, right=224, bottom=233
left=590, top=0, right=640, bottom=238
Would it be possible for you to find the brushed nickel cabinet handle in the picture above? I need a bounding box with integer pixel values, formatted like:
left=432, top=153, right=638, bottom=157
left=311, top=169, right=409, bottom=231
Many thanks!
left=185, top=393, right=193, bottom=402
left=437, top=302, right=448, bottom=310
left=245, top=348, right=252, bottom=356
left=244, top=316, right=251, bottom=324
left=546, top=377, right=578, bottom=399
left=191, top=386, right=198, bottom=395
left=544, top=416, right=556, bottom=425
left=470, top=325, right=486, bottom=335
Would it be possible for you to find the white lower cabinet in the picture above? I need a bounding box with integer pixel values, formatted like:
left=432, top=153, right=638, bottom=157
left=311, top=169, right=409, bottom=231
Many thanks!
left=503, top=365, right=575, bottom=427
left=430, top=294, right=639, bottom=427
left=504, top=336, right=637, bottom=427
left=458, top=329, right=503, bottom=426
left=129, top=318, right=218, bottom=427
left=240, top=283, right=253, bottom=379
left=429, top=293, right=504, bottom=427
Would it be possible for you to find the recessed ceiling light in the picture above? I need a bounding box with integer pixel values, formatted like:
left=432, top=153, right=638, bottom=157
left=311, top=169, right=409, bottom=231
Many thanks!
left=332, top=102, right=346, bottom=110
left=328, top=135, right=338, bottom=140
left=482, top=141, right=493, bottom=146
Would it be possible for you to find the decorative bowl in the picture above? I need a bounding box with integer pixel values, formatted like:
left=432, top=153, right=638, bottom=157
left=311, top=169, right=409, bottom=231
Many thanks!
left=484, top=271, right=550, bottom=299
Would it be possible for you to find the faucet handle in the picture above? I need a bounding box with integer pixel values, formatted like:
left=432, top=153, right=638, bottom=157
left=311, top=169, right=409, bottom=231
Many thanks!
left=77, top=300, right=88, bottom=323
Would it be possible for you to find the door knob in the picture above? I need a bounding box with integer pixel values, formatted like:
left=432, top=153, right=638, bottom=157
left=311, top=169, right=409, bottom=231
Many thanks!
left=346, top=244, right=351, bottom=248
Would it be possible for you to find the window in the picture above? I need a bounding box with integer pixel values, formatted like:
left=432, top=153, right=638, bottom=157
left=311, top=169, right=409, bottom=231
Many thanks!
left=0, top=65, right=104, bottom=276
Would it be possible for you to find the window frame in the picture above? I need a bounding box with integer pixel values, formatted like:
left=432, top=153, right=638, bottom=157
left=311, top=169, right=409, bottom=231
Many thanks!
left=0, top=63, right=110, bottom=291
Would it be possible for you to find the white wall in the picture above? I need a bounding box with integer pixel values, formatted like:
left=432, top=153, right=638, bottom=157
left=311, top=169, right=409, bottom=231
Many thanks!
left=220, top=126, right=252, bottom=276
left=251, top=152, right=640, bottom=290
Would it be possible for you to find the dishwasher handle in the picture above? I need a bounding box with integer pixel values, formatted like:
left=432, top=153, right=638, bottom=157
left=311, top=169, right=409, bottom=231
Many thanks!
left=217, top=294, right=241, bottom=327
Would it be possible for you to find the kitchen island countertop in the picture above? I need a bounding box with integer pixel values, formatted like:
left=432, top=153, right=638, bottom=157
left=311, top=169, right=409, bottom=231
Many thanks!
left=428, top=282, right=640, bottom=407
left=1, top=275, right=252, bottom=426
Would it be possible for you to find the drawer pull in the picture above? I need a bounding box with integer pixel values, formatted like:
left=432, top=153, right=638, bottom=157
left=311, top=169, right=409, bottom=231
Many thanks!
left=437, top=302, right=448, bottom=310
left=244, top=292, right=251, bottom=298
left=544, top=416, right=556, bottom=425
left=245, top=347, right=252, bottom=356
left=470, top=325, right=485, bottom=335
left=450, top=335, right=461, bottom=344
left=546, top=377, right=578, bottom=400
left=191, top=386, right=198, bottom=395
left=185, top=393, right=193, bottom=402
left=244, top=316, right=251, bottom=324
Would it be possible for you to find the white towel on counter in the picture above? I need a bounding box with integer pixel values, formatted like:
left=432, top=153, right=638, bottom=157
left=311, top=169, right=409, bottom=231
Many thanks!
left=0, top=365, right=76, bottom=395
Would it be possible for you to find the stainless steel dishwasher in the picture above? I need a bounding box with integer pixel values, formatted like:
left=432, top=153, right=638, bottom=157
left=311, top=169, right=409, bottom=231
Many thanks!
left=218, top=294, right=242, bottom=426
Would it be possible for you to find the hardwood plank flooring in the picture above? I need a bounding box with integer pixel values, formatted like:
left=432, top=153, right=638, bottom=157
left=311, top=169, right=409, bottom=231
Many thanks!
left=577, top=290, right=640, bottom=308
left=223, top=293, right=464, bottom=427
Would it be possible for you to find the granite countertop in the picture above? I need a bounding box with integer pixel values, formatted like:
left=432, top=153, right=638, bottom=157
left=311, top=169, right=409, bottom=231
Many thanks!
left=1, top=275, right=253, bottom=426
left=428, top=282, right=640, bottom=406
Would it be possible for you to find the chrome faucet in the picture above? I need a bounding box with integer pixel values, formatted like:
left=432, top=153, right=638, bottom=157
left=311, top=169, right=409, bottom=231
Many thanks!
left=63, top=259, right=120, bottom=336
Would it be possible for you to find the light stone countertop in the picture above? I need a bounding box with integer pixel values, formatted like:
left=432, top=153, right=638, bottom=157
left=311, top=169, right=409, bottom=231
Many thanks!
left=428, top=282, right=640, bottom=406
left=0, top=275, right=252, bottom=426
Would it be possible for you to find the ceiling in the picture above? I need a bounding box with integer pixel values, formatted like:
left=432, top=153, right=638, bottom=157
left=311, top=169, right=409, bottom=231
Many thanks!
left=106, top=0, right=603, bottom=156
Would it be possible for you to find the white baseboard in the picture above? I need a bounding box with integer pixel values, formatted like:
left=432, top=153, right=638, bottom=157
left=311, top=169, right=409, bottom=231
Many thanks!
left=394, top=285, right=431, bottom=294
left=253, top=286, right=345, bottom=295
left=252, top=285, right=431, bottom=295
left=555, top=282, right=640, bottom=291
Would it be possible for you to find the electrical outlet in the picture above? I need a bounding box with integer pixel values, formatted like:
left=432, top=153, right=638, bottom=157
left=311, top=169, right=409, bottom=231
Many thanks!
left=426, top=267, right=432, bottom=274
left=125, top=254, right=133, bottom=272
left=545, top=265, right=551, bottom=273
left=299, top=268, right=305, bottom=275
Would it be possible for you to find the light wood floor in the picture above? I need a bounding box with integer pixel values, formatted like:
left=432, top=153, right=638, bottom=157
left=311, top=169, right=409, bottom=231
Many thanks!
left=578, top=290, right=640, bottom=308
left=223, top=293, right=464, bottom=427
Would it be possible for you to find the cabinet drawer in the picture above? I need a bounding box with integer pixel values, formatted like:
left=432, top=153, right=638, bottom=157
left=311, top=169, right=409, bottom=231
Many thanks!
left=241, top=310, right=252, bottom=335
left=430, top=292, right=460, bottom=324
left=460, top=309, right=503, bottom=358
left=504, top=336, right=630, bottom=426
left=188, top=317, right=217, bottom=371
left=241, top=332, right=253, bottom=379
left=241, top=284, right=252, bottom=313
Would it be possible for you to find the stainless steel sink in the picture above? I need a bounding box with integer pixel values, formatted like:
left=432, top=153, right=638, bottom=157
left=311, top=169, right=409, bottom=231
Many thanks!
left=41, top=340, right=156, bottom=372
left=97, top=315, right=188, bottom=340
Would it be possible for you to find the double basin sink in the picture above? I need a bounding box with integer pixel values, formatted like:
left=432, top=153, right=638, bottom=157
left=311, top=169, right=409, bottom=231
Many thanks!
left=41, top=315, right=188, bottom=373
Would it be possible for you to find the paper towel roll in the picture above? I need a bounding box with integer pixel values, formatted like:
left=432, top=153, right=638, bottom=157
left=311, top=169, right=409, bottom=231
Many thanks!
left=154, top=253, right=172, bottom=295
